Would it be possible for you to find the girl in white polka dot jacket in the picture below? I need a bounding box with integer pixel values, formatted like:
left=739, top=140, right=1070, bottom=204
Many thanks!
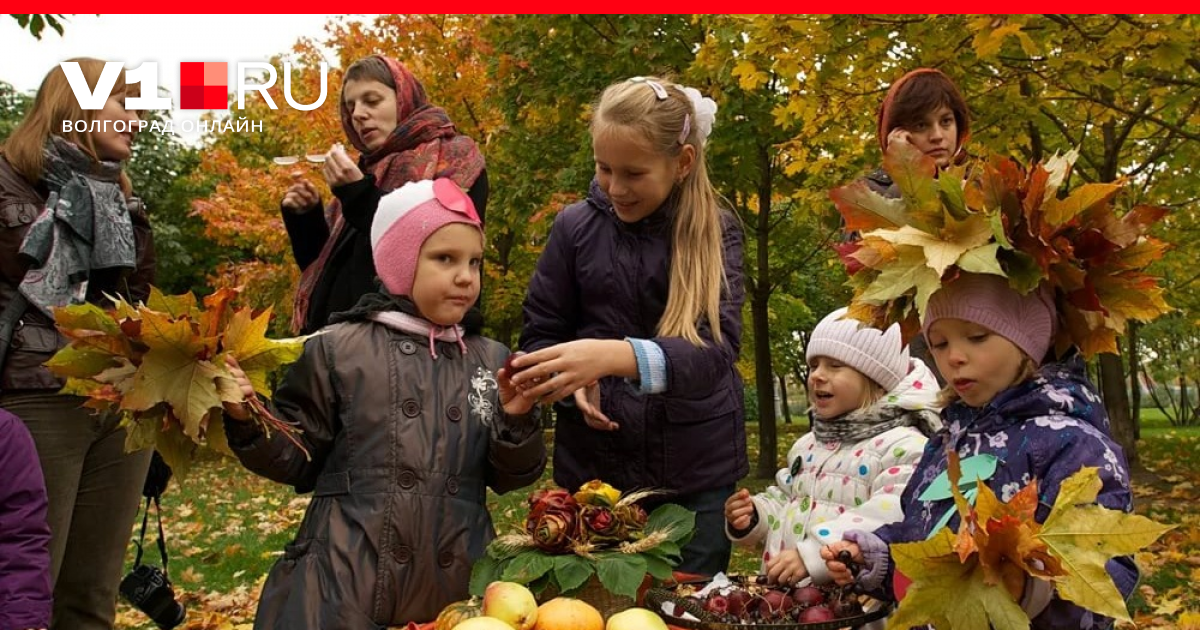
left=725, top=308, right=941, bottom=588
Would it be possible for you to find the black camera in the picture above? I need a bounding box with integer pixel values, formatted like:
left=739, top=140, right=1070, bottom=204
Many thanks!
left=119, top=564, right=186, bottom=629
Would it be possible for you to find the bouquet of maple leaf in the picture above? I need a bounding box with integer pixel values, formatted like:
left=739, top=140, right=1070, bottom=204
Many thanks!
left=45, top=286, right=312, bottom=477
left=885, top=451, right=1172, bottom=630
left=830, top=142, right=1170, bottom=356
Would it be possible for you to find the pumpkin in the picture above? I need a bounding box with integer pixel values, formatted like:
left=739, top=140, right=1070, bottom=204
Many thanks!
left=435, top=597, right=483, bottom=630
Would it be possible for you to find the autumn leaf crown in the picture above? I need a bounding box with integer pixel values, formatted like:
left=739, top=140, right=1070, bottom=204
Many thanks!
left=830, top=143, right=1170, bottom=358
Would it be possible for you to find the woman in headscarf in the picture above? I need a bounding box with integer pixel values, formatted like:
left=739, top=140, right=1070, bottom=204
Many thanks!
left=285, top=55, right=488, bottom=334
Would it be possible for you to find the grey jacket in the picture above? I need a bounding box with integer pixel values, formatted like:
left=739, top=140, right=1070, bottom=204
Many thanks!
left=227, top=315, right=545, bottom=628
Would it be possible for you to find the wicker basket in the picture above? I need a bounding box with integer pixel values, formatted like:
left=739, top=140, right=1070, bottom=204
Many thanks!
left=539, top=575, right=636, bottom=619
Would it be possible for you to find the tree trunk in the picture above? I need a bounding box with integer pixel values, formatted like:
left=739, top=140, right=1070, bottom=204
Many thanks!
left=753, top=143, right=778, bottom=479
left=1100, top=353, right=1138, bottom=468
left=778, top=373, right=792, bottom=425
left=1128, top=322, right=1141, bottom=439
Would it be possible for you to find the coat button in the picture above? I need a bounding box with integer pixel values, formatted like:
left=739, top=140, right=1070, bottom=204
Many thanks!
left=446, top=476, right=460, bottom=495
left=398, top=469, right=417, bottom=489
left=446, top=405, right=462, bottom=423
left=437, top=550, right=454, bottom=568
left=399, top=340, right=417, bottom=355
left=402, top=399, right=421, bottom=418
left=394, top=545, right=413, bottom=564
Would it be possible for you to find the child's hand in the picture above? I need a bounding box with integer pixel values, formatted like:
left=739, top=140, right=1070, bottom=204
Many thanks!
left=765, top=548, right=808, bottom=586
left=820, top=541, right=863, bottom=586
left=222, top=355, right=256, bottom=422
left=724, top=488, right=756, bottom=530
left=574, top=383, right=617, bottom=431
left=498, top=354, right=536, bottom=416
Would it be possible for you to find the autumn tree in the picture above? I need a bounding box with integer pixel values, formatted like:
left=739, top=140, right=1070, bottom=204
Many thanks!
left=732, top=14, right=1197, bottom=468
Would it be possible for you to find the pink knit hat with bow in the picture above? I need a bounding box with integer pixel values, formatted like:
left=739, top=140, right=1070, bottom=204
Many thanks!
left=370, top=178, right=482, bottom=297
left=921, top=273, right=1058, bottom=366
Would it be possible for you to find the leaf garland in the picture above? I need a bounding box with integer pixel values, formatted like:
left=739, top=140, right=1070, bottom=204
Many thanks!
left=46, top=287, right=312, bottom=477
left=830, top=142, right=1170, bottom=356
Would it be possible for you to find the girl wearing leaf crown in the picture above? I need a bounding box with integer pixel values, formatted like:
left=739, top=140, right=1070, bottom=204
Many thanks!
left=510, top=76, right=746, bottom=576
left=724, top=308, right=941, bottom=599
left=224, top=179, right=544, bottom=627
left=0, top=60, right=157, bottom=630
left=822, top=274, right=1140, bottom=629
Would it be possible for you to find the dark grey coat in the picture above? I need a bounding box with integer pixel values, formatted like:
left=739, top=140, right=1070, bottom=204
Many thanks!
left=227, top=313, right=545, bottom=628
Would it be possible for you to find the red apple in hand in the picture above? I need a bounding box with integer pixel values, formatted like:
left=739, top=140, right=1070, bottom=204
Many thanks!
left=503, top=352, right=528, bottom=376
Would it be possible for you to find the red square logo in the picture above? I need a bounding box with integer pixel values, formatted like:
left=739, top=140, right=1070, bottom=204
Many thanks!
left=180, top=62, right=227, bottom=110
left=179, top=85, right=205, bottom=110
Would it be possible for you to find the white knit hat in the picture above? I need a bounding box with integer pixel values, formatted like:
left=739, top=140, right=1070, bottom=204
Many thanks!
left=806, top=308, right=910, bottom=391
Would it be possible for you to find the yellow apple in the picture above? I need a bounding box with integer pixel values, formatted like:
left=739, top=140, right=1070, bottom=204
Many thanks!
left=605, top=607, right=669, bottom=630
left=482, top=581, right=538, bottom=630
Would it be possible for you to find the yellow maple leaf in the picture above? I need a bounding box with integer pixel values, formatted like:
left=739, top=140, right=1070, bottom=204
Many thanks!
left=890, top=528, right=1030, bottom=630
left=222, top=306, right=309, bottom=396
left=1038, top=467, right=1175, bottom=622
left=121, top=309, right=223, bottom=439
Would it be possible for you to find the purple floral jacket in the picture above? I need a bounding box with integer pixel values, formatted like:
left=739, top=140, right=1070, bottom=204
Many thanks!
left=872, top=358, right=1138, bottom=629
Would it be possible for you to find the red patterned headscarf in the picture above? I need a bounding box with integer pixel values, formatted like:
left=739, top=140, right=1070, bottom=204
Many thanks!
left=292, top=56, right=485, bottom=333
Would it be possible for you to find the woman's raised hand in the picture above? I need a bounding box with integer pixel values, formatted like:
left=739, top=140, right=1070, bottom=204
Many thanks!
left=281, top=174, right=321, bottom=213
left=321, top=143, right=364, bottom=188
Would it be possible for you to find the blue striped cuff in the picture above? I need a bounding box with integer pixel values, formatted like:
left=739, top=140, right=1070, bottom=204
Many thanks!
left=625, top=337, right=668, bottom=395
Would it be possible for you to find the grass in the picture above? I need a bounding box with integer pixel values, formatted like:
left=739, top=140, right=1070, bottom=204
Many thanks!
left=115, top=419, right=1200, bottom=629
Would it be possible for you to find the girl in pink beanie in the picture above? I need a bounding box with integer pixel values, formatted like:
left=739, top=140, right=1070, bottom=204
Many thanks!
left=221, top=179, right=545, bottom=627
left=725, top=308, right=940, bottom=598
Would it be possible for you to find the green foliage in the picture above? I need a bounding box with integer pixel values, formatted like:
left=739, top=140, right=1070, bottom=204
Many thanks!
left=9, top=14, right=67, bottom=39
left=0, top=81, right=32, bottom=141
left=471, top=501, right=694, bottom=601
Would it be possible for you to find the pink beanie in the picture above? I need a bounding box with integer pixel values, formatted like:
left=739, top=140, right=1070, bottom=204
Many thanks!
left=921, top=273, right=1057, bottom=366
left=370, top=178, right=482, bottom=297
left=807, top=308, right=910, bottom=391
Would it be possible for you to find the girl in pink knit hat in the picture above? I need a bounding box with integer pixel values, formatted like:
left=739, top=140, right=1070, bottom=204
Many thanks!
left=221, top=179, right=545, bottom=627
left=724, top=308, right=940, bottom=600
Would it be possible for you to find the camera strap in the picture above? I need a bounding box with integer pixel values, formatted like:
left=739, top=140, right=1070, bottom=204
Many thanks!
left=132, top=494, right=170, bottom=575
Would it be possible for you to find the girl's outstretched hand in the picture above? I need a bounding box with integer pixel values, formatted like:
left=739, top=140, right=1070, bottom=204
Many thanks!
left=507, top=339, right=634, bottom=404
left=724, top=488, right=756, bottom=530
left=820, top=541, right=863, bottom=586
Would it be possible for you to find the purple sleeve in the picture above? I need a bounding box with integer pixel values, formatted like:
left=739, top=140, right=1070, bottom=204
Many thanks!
left=0, top=412, right=53, bottom=630
left=653, top=216, right=745, bottom=398
left=1029, top=424, right=1139, bottom=629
